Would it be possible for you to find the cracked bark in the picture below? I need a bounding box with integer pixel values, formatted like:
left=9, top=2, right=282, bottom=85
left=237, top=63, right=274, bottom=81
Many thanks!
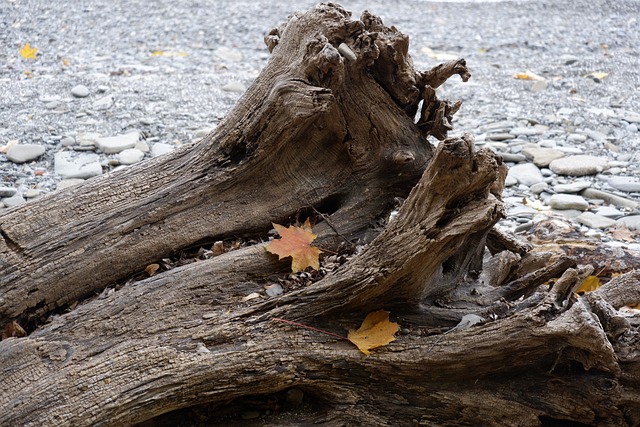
left=1, top=3, right=639, bottom=426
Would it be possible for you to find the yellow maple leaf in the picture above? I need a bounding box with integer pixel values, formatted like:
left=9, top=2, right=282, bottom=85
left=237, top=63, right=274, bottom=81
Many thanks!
left=576, top=275, right=602, bottom=294
left=347, top=310, right=399, bottom=356
left=266, top=219, right=321, bottom=273
left=513, top=70, right=545, bottom=81
left=20, top=43, right=37, bottom=59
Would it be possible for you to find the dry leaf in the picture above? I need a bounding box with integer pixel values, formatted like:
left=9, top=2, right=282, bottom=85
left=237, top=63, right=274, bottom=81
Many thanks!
left=145, top=263, right=160, bottom=276
left=0, top=139, right=18, bottom=154
left=20, top=43, right=37, bottom=59
left=576, top=275, right=602, bottom=294
left=347, top=310, right=399, bottom=356
left=513, top=70, right=545, bottom=81
left=266, top=219, right=321, bottom=273
left=151, top=50, right=189, bottom=57
left=610, top=225, right=635, bottom=242
left=2, top=321, right=26, bottom=339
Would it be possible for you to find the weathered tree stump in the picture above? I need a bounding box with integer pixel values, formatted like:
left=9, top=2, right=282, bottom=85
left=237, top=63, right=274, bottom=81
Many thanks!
left=1, top=4, right=639, bottom=426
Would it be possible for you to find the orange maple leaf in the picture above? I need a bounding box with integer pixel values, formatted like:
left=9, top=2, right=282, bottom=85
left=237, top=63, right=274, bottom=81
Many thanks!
left=347, top=310, right=399, bottom=356
left=266, top=219, right=321, bottom=273
left=576, top=275, right=602, bottom=294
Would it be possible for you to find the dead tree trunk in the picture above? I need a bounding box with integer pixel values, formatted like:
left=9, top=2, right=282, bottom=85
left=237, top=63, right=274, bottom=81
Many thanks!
left=1, top=4, right=639, bottom=426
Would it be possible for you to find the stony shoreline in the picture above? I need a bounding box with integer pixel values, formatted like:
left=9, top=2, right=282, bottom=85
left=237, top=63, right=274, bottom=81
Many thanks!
left=1, top=0, right=639, bottom=247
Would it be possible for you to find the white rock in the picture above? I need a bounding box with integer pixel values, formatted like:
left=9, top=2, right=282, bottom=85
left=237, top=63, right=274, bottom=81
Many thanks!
left=1, top=194, right=25, bottom=207
left=151, top=143, right=174, bottom=157
left=507, top=163, right=544, bottom=186
left=96, top=131, right=140, bottom=154
left=6, top=144, right=46, bottom=163
left=554, top=181, right=592, bottom=193
left=55, top=151, right=103, bottom=179
left=118, top=148, right=145, bottom=165
left=56, top=179, right=85, bottom=190
left=606, top=176, right=640, bottom=193
left=24, top=189, right=40, bottom=199
left=595, top=206, right=623, bottom=218
left=222, top=82, right=246, bottom=93
left=71, top=84, right=90, bottom=98
left=214, top=47, right=243, bottom=62
left=576, top=212, right=616, bottom=229
left=92, top=94, right=113, bottom=110
left=549, top=194, right=589, bottom=211
left=549, top=155, right=609, bottom=176
left=617, top=215, right=640, bottom=230
left=522, top=147, right=565, bottom=167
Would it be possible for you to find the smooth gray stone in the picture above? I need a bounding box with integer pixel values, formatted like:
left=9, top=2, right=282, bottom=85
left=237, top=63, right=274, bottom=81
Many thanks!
left=118, top=148, right=145, bottom=165
left=507, top=163, right=544, bottom=186
left=150, top=143, right=174, bottom=157
left=522, top=147, right=565, bottom=167
left=96, top=131, right=140, bottom=154
left=576, top=212, right=616, bottom=229
left=0, top=187, right=17, bottom=197
left=549, top=155, right=609, bottom=176
left=71, top=84, right=90, bottom=98
left=595, top=206, right=623, bottom=218
left=549, top=194, right=589, bottom=210
left=581, top=188, right=638, bottom=209
left=616, top=215, right=640, bottom=230
left=606, top=176, right=640, bottom=193
left=554, top=181, right=592, bottom=193
left=1, top=194, right=26, bottom=207
left=54, top=151, right=102, bottom=179
left=6, top=144, right=46, bottom=163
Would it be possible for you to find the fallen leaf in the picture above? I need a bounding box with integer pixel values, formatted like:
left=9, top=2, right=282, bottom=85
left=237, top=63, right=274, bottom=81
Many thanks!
left=266, top=219, right=321, bottom=273
left=576, top=275, right=602, bottom=294
left=513, top=70, right=545, bottom=81
left=145, top=263, right=160, bottom=276
left=0, top=139, right=18, bottom=154
left=151, top=50, right=189, bottom=57
left=610, top=225, right=635, bottom=242
left=2, top=321, right=26, bottom=339
left=20, top=42, right=37, bottom=59
left=347, top=310, right=399, bottom=356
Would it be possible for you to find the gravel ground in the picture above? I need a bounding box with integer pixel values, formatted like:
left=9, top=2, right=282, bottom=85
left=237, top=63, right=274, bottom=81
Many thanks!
left=1, top=0, right=640, bottom=239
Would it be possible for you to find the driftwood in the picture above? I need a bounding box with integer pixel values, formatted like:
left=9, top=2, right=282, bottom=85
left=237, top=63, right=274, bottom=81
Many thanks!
left=1, top=4, right=639, bottom=426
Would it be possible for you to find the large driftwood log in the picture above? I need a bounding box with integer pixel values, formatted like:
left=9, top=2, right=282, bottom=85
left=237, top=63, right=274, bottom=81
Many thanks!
left=1, top=4, right=639, bottom=426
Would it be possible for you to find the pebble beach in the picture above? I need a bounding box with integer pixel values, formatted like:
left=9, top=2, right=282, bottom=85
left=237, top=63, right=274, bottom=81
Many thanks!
left=1, top=0, right=639, bottom=247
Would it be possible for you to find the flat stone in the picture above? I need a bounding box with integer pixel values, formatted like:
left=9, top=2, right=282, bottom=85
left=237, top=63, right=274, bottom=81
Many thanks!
left=549, top=155, right=609, bottom=176
left=6, top=144, right=46, bottom=163
left=1, top=194, right=25, bottom=207
left=595, top=206, right=623, bottom=218
left=522, top=147, right=565, bottom=167
left=551, top=209, right=583, bottom=219
left=504, top=176, right=518, bottom=187
left=529, top=182, right=549, bottom=195
left=486, top=133, right=515, bottom=141
left=581, top=188, right=639, bottom=209
left=214, top=47, right=243, bottom=62
left=92, top=94, right=113, bottom=110
left=498, top=153, right=526, bottom=162
left=507, top=163, right=544, bottom=186
left=71, top=84, right=90, bottom=98
left=576, top=212, right=616, bottom=229
left=222, top=82, right=246, bottom=93
left=118, top=148, right=145, bottom=165
left=606, top=176, right=640, bottom=193
left=621, top=110, right=640, bottom=123
left=55, top=151, right=103, bottom=179
left=151, top=143, right=174, bottom=157
left=617, top=215, right=640, bottom=230
left=554, top=181, right=592, bottom=193
left=24, top=189, right=40, bottom=199
left=96, top=131, right=140, bottom=154
left=0, top=187, right=17, bottom=197
left=510, top=127, right=544, bottom=136
left=56, top=179, right=85, bottom=190
left=549, top=194, right=589, bottom=211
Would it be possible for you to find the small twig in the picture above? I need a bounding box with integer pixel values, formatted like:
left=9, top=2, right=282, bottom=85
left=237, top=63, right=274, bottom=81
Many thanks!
left=272, top=317, right=349, bottom=341
left=306, top=204, right=356, bottom=249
